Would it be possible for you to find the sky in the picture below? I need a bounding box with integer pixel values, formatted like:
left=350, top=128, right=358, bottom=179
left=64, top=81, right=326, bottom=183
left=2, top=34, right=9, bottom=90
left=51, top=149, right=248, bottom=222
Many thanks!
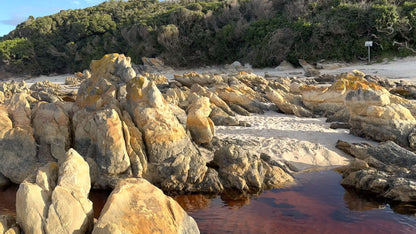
left=0, top=0, right=108, bottom=37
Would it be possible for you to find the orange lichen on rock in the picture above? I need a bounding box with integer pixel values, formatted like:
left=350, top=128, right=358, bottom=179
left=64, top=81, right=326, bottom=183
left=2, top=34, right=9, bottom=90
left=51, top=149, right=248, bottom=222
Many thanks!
left=331, top=71, right=383, bottom=91
left=90, top=53, right=119, bottom=81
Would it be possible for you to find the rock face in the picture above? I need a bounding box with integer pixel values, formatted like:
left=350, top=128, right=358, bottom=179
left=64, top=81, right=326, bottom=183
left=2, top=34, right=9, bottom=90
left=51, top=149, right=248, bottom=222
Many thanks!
left=212, top=144, right=294, bottom=193
left=337, top=141, right=416, bottom=202
left=73, top=108, right=131, bottom=188
left=301, top=71, right=384, bottom=115
left=126, top=77, right=222, bottom=193
left=93, top=178, right=200, bottom=234
left=0, top=215, right=20, bottom=234
left=345, top=87, right=416, bottom=149
left=0, top=93, right=38, bottom=184
left=16, top=149, right=93, bottom=234
left=186, top=96, right=215, bottom=144
left=32, top=102, right=70, bottom=163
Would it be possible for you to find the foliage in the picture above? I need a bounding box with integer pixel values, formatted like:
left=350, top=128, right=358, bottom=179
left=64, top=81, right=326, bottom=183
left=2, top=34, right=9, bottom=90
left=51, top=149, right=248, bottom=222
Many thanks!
left=3, top=0, right=416, bottom=74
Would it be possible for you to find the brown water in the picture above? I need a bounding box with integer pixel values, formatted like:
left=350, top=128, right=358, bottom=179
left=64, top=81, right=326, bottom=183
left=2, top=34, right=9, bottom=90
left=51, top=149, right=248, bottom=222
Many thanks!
left=175, top=170, right=416, bottom=234
left=1, top=171, right=416, bottom=233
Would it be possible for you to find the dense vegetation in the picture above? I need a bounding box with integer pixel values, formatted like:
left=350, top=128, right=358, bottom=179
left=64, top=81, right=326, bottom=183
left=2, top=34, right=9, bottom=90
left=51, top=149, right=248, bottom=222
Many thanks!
left=1, top=0, right=416, bottom=74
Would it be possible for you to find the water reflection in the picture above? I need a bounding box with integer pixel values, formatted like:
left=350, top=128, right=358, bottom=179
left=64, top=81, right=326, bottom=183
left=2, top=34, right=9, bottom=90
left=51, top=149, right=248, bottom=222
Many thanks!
left=174, top=170, right=416, bottom=233
left=343, top=188, right=387, bottom=211
left=1, top=170, right=416, bottom=233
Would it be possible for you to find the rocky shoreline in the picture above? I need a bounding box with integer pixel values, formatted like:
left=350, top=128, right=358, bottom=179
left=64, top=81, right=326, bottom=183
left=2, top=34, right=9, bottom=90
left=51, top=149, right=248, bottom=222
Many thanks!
left=1, top=54, right=416, bottom=233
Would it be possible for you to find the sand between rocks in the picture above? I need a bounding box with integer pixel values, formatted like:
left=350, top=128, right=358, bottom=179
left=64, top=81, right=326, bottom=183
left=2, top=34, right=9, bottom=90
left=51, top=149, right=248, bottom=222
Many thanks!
left=215, top=111, right=375, bottom=172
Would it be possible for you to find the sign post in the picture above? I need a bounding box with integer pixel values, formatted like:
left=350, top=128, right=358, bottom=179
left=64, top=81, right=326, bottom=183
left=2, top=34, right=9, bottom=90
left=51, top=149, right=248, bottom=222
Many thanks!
left=365, top=41, right=373, bottom=64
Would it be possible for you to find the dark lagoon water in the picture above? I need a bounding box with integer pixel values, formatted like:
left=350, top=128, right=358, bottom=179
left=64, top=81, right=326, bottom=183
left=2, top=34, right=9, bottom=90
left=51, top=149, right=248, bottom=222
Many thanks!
left=2, top=170, right=416, bottom=233
left=175, top=170, right=416, bottom=234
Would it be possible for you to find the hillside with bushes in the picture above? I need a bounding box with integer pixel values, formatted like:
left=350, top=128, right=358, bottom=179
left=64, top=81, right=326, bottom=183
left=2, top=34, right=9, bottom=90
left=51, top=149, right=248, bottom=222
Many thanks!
left=1, top=0, right=416, bottom=75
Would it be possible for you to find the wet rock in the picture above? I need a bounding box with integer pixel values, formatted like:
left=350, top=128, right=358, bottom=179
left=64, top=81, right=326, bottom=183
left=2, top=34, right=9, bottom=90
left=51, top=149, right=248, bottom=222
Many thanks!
left=16, top=149, right=93, bottom=234
left=93, top=178, right=200, bottom=234
left=187, top=96, right=215, bottom=144
left=336, top=141, right=416, bottom=202
left=212, top=144, right=293, bottom=193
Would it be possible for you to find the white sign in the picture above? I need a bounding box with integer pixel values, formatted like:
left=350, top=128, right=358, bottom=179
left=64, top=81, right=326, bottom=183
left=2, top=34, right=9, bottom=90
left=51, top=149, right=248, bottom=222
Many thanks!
left=365, top=41, right=373, bottom=47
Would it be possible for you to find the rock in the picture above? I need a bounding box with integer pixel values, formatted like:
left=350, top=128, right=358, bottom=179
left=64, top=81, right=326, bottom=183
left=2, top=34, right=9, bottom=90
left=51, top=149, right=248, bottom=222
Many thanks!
left=301, top=71, right=386, bottom=115
left=275, top=60, right=295, bottom=71
left=230, top=103, right=250, bottom=116
left=0, top=93, right=38, bottom=184
left=212, top=144, right=293, bottom=193
left=209, top=106, right=240, bottom=126
left=65, top=76, right=80, bottom=86
left=216, top=80, right=264, bottom=114
left=93, top=178, right=200, bottom=234
left=265, top=86, right=312, bottom=117
left=329, top=122, right=350, bottom=129
left=127, top=77, right=222, bottom=193
left=187, top=96, right=215, bottom=144
left=32, top=102, right=70, bottom=163
left=0, top=173, right=11, bottom=189
left=0, top=81, right=29, bottom=102
left=298, top=59, right=320, bottom=77
left=190, top=84, right=234, bottom=116
left=121, top=111, right=148, bottom=178
left=346, top=88, right=416, bottom=148
left=16, top=149, right=93, bottom=234
left=138, top=57, right=173, bottom=73
left=0, top=215, right=19, bottom=234
left=144, top=73, right=168, bottom=85
left=174, top=72, right=223, bottom=87
left=30, top=80, right=64, bottom=103
left=73, top=108, right=131, bottom=188
left=336, top=141, right=416, bottom=202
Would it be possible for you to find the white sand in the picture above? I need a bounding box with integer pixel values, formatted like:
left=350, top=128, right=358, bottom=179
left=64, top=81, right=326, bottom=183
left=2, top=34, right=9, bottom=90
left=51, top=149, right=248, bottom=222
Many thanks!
left=216, top=111, right=375, bottom=172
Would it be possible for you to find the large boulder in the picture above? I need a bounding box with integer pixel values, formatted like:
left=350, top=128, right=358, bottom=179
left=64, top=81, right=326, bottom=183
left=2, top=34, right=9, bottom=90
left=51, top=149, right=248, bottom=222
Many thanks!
left=337, top=141, right=416, bottom=202
left=126, top=77, right=223, bottom=193
left=73, top=108, right=131, bottom=189
left=93, top=178, right=200, bottom=234
left=0, top=93, right=38, bottom=184
left=16, top=149, right=93, bottom=234
left=186, top=96, right=215, bottom=144
left=212, top=144, right=293, bottom=193
left=301, top=71, right=385, bottom=115
left=345, top=87, right=416, bottom=148
left=32, top=102, right=70, bottom=163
